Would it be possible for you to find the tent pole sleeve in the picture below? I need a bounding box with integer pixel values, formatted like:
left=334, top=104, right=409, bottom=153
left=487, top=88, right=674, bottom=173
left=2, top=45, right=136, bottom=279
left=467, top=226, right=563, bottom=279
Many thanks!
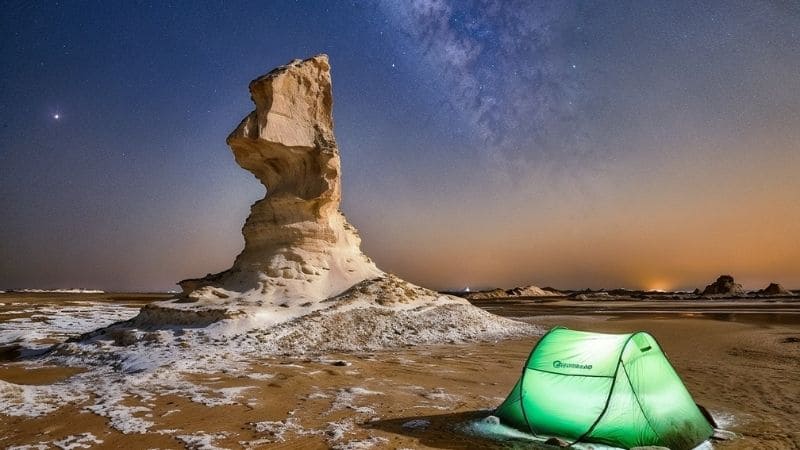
left=515, top=325, right=566, bottom=436
left=621, top=357, right=663, bottom=442
left=569, top=332, right=639, bottom=446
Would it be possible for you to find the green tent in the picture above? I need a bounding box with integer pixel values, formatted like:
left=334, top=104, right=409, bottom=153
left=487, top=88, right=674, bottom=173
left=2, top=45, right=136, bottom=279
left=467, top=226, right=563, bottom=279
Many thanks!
left=495, top=327, right=714, bottom=449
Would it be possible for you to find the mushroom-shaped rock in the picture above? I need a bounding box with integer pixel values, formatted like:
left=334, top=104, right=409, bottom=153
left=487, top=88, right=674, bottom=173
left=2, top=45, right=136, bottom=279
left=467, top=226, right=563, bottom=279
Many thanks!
left=701, top=275, right=745, bottom=297
left=174, top=55, right=381, bottom=310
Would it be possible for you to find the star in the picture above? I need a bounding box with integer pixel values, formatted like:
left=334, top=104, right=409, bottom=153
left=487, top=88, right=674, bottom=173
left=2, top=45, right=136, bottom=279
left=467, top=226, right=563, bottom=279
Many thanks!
left=391, top=63, right=396, bottom=68
left=53, top=113, right=60, bottom=120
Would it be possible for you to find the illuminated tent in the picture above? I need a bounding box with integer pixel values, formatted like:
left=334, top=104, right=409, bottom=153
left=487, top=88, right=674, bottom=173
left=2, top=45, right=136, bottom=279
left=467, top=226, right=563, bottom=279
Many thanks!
left=495, top=327, right=714, bottom=450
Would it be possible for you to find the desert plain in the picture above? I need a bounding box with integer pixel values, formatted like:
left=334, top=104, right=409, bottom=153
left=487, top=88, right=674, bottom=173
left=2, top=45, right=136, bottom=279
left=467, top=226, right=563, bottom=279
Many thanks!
left=1, top=291, right=798, bottom=450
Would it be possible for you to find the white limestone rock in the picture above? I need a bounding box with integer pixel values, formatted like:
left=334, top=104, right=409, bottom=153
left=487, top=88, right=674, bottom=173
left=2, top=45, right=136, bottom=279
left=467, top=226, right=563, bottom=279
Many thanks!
left=124, top=55, right=530, bottom=344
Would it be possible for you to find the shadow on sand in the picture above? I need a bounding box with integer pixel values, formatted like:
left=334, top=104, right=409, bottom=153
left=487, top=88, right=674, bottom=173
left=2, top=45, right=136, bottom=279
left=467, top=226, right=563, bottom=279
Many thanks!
left=364, top=410, right=557, bottom=450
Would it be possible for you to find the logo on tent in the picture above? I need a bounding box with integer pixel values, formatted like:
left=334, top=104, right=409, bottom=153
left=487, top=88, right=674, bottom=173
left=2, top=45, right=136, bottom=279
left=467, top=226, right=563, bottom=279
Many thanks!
left=552, top=360, right=593, bottom=370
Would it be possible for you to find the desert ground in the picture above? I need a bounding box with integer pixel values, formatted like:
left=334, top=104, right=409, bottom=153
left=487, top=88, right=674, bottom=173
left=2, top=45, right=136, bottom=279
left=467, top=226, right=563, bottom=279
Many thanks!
left=1, top=292, right=798, bottom=449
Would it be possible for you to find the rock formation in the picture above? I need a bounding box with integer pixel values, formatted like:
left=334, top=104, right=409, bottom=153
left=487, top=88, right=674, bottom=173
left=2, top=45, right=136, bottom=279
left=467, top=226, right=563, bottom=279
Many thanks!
left=127, top=55, right=529, bottom=347
left=757, top=283, right=792, bottom=296
left=701, top=275, right=745, bottom=297
left=175, top=54, right=381, bottom=309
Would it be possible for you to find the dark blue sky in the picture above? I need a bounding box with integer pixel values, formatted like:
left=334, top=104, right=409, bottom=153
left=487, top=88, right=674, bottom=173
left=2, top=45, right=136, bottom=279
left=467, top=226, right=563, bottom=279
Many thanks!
left=2, top=1, right=799, bottom=291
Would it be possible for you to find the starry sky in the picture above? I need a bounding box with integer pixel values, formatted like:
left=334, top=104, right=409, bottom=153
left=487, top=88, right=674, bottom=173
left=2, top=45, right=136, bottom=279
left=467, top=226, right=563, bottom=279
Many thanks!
left=1, top=1, right=799, bottom=292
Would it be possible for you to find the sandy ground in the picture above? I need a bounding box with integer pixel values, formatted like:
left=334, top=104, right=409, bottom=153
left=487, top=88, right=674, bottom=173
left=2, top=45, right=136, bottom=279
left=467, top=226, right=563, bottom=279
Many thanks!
left=0, top=293, right=798, bottom=449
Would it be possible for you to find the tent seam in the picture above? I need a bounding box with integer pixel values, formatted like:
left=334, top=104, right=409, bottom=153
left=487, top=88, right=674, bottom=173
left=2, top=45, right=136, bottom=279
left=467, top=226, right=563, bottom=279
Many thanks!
left=515, top=326, right=565, bottom=436
left=621, top=356, right=664, bottom=444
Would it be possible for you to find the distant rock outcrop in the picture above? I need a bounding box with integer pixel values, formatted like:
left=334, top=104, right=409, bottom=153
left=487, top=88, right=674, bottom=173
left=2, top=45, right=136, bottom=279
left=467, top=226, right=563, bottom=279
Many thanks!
left=701, top=275, right=745, bottom=297
left=758, top=283, right=792, bottom=296
left=506, top=285, right=561, bottom=297
left=125, top=55, right=529, bottom=348
left=464, top=285, right=562, bottom=300
left=569, top=291, right=613, bottom=301
left=464, top=288, right=508, bottom=300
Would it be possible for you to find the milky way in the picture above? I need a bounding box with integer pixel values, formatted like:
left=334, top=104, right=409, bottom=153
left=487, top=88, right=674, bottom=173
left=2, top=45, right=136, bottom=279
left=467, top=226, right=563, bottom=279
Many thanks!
left=383, top=0, right=584, bottom=163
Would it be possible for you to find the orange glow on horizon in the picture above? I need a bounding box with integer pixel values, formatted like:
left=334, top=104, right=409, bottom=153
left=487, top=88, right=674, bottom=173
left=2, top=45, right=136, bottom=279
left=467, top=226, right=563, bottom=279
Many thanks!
left=644, top=281, right=673, bottom=293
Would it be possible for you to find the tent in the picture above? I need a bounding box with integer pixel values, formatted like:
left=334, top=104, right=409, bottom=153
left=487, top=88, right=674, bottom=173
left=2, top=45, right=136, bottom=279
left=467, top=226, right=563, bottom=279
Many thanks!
left=495, top=327, right=714, bottom=449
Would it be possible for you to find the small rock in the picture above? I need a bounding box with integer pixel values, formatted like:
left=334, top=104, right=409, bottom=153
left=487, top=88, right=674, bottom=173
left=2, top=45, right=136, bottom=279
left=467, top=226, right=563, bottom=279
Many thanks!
left=712, top=429, right=738, bottom=441
left=401, top=419, right=431, bottom=430
left=543, top=437, right=570, bottom=447
left=109, top=329, right=138, bottom=346
left=481, top=416, right=500, bottom=425
left=141, top=331, right=165, bottom=344
left=211, top=289, right=229, bottom=299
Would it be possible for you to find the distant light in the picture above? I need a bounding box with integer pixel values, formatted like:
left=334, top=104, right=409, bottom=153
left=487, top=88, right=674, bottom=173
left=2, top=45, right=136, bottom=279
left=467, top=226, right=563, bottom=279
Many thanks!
left=645, top=280, right=672, bottom=292
left=391, top=63, right=396, bottom=68
left=571, top=64, right=577, bottom=69
left=53, top=114, right=60, bottom=120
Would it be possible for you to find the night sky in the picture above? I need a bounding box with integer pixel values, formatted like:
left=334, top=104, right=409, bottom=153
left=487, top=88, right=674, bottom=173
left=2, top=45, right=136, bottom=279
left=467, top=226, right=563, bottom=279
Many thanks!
left=1, top=1, right=799, bottom=292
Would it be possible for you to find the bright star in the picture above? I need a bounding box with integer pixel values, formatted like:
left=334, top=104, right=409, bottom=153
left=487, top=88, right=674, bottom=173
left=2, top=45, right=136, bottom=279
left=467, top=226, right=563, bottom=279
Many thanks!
left=391, top=63, right=396, bottom=68
left=53, top=113, right=60, bottom=120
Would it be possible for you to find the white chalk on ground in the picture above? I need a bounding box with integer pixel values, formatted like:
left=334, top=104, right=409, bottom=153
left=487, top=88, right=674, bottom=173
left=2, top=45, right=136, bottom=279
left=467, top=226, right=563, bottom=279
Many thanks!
left=175, top=432, right=228, bottom=450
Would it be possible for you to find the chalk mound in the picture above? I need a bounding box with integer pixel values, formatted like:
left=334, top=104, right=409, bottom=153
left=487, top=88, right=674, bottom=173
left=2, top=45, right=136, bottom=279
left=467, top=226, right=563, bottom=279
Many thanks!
left=55, top=276, right=531, bottom=372
left=249, top=275, right=532, bottom=353
left=506, top=285, right=562, bottom=297
left=465, top=285, right=562, bottom=300
left=87, top=55, right=531, bottom=356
